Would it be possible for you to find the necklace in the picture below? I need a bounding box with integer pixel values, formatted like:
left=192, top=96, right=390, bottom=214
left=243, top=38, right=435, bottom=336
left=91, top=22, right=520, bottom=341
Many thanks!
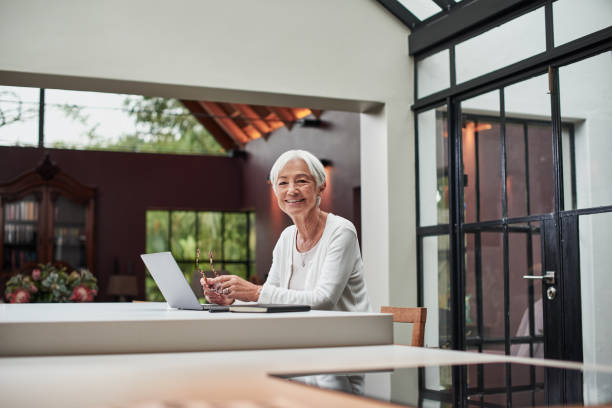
left=300, top=251, right=307, bottom=267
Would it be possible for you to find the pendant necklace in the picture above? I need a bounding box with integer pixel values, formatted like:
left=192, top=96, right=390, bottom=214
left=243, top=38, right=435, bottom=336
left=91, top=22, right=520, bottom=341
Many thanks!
left=298, top=216, right=322, bottom=268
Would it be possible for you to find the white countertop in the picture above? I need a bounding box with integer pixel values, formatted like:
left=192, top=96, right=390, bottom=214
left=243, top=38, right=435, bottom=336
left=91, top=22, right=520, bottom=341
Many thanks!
left=1, top=345, right=605, bottom=408
left=0, top=302, right=392, bottom=356
left=0, top=301, right=375, bottom=322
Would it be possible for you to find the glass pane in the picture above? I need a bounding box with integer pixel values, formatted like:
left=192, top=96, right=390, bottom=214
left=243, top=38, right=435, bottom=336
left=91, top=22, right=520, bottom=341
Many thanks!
left=561, top=126, right=575, bottom=211
left=560, top=51, right=612, bottom=209
left=465, top=230, right=505, bottom=343
left=579, top=212, right=612, bottom=404
left=417, top=49, right=450, bottom=98
left=418, top=107, right=449, bottom=226
left=249, top=212, right=256, bottom=260
left=465, top=233, right=478, bottom=340
left=44, top=89, right=137, bottom=149
left=504, top=74, right=554, bottom=218
left=509, top=222, right=544, bottom=359
left=456, top=8, right=546, bottom=83
left=225, top=263, right=247, bottom=280
left=422, top=235, right=452, bottom=351
left=145, top=268, right=164, bottom=302
left=42, top=90, right=224, bottom=155
left=465, top=231, right=505, bottom=340
left=482, top=348, right=506, bottom=384
left=223, top=213, right=247, bottom=261
left=178, top=262, right=197, bottom=296
left=424, top=364, right=452, bottom=394
left=2, top=195, right=39, bottom=270
left=397, top=0, right=441, bottom=20
left=554, top=0, right=612, bottom=46
left=0, top=85, right=39, bottom=147
left=53, top=196, right=87, bottom=269
left=197, top=212, right=222, bottom=260
left=146, top=211, right=169, bottom=253
left=170, top=211, right=196, bottom=261
left=461, top=90, right=501, bottom=223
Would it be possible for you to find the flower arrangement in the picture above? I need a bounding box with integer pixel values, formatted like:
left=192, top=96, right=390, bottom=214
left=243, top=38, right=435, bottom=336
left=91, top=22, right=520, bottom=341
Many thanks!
left=5, top=263, right=98, bottom=303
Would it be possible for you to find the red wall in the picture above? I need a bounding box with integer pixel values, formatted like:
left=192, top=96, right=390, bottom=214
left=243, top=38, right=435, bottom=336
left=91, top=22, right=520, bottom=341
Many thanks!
left=0, top=110, right=360, bottom=298
left=0, top=146, right=244, bottom=300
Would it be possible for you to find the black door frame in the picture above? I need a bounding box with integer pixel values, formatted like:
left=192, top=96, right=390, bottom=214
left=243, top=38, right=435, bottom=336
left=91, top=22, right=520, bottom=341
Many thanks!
left=413, top=3, right=612, bottom=404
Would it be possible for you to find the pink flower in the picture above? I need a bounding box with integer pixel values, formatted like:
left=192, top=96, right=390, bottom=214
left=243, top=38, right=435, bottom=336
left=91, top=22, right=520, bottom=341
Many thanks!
left=8, top=289, right=31, bottom=303
left=29, top=285, right=38, bottom=293
left=31, top=269, right=41, bottom=280
left=69, top=285, right=95, bottom=302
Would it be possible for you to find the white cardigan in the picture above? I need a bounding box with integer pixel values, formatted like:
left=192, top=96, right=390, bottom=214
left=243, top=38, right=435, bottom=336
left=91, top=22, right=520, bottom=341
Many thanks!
left=258, top=213, right=372, bottom=312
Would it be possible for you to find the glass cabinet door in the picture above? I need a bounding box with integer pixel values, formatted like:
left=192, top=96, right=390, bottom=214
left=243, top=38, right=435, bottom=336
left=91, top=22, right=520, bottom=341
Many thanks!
left=53, top=196, right=87, bottom=269
left=2, top=195, right=39, bottom=271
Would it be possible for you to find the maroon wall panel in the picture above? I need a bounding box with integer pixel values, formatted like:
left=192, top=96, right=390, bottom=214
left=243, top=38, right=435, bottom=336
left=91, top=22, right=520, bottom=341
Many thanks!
left=0, top=146, right=244, bottom=300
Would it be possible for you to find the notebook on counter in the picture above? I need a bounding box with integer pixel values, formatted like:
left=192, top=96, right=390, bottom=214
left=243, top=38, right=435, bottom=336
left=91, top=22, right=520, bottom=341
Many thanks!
left=220, top=304, right=311, bottom=313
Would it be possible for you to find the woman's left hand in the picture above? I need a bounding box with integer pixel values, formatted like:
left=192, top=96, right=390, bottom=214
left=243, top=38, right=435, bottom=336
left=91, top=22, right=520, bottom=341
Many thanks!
left=210, top=275, right=260, bottom=302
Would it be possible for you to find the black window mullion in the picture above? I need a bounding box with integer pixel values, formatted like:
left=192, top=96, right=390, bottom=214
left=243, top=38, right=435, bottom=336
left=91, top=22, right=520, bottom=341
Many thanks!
left=414, top=109, right=423, bottom=309
left=449, top=96, right=467, bottom=406
left=524, top=123, right=532, bottom=215
left=221, top=213, right=225, bottom=270
left=545, top=0, right=554, bottom=52
left=194, top=211, right=199, bottom=261
left=167, top=211, right=172, bottom=253
left=450, top=45, right=456, bottom=88
left=500, top=89, right=508, bottom=221
left=500, top=88, right=513, bottom=405
left=569, top=125, right=577, bottom=210
left=474, top=121, right=481, bottom=223
left=245, top=212, right=250, bottom=280
left=38, top=88, right=45, bottom=148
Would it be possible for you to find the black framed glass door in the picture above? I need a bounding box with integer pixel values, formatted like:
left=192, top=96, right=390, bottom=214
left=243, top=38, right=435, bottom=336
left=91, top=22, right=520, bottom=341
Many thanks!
left=416, top=48, right=611, bottom=407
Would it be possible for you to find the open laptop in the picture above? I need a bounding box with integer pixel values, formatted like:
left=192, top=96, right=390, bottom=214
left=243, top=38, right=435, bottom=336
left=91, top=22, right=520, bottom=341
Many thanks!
left=140, top=251, right=225, bottom=311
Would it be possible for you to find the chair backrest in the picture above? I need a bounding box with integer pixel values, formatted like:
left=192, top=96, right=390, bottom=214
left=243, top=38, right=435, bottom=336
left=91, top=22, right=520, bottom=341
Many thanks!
left=380, top=306, right=427, bottom=347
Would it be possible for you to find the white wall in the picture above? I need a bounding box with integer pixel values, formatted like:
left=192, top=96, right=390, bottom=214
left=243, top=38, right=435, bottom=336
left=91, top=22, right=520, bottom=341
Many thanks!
left=0, top=0, right=415, bottom=310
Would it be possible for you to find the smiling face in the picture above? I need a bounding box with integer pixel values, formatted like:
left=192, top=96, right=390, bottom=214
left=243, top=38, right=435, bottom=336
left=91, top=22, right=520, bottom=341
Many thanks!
left=275, top=158, right=324, bottom=218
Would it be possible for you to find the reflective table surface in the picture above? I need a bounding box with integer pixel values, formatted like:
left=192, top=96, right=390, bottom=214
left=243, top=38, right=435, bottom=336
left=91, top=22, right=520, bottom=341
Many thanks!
left=274, top=361, right=612, bottom=407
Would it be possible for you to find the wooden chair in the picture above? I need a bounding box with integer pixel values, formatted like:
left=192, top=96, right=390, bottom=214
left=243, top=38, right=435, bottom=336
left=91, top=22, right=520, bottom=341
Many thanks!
left=380, top=306, right=427, bottom=347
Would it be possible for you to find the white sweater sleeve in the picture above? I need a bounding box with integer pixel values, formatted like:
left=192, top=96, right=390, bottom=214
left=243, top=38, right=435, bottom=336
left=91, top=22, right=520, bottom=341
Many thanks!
left=259, top=227, right=359, bottom=309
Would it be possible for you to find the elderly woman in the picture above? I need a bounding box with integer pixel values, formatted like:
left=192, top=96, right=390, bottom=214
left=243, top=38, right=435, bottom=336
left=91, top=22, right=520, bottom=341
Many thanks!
left=202, top=149, right=371, bottom=313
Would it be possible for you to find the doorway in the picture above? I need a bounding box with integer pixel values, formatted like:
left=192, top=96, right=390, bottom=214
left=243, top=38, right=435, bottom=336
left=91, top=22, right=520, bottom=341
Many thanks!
left=417, top=49, right=612, bottom=405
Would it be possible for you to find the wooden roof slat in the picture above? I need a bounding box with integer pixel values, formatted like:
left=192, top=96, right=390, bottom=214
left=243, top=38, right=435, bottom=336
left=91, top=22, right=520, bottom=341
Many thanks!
left=310, top=109, right=322, bottom=119
left=233, top=104, right=273, bottom=134
left=180, top=100, right=239, bottom=151
left=290, top=108, right=312, bottom=120
left=199, top=101, right=250, bottom=145
left=184, top=100, right=325, bottom=148
left=242, top=125, right=262, bottom=141
left=269, top=107, right=296, bottom=130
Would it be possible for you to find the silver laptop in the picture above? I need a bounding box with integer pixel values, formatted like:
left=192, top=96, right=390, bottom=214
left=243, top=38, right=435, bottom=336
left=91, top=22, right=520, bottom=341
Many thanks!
left=140, top=251, right=221, bottom=311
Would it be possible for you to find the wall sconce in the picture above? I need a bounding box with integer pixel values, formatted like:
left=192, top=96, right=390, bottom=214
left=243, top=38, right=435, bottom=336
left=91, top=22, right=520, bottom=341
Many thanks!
left=320, top=158, right=333, bottom=168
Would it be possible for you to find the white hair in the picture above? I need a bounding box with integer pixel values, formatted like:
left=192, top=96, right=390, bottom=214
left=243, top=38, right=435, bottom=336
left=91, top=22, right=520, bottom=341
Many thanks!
left=269, top=150, right=326, bottom=194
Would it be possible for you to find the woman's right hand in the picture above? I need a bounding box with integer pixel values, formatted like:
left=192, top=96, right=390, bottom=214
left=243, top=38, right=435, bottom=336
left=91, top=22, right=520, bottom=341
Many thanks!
left=200, top=277, right=234, bottom=305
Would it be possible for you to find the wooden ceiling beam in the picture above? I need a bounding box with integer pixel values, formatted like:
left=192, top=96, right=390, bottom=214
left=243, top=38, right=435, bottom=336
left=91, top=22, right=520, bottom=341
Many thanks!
left=269, top=107, right=296, bottom=130
left=199, top=101, right=250, bottom=145
left=290, top=108, right=312, bottom=120
left=180, top=100, right=239, bottom=151
left=310, top=109, right=322, bottom=119
left=233, top=104, right=273, bottom=134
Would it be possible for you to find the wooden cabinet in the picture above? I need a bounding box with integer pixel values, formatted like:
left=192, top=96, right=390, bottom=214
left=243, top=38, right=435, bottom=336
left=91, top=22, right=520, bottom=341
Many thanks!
left=0, top=154, right=95, bottom=280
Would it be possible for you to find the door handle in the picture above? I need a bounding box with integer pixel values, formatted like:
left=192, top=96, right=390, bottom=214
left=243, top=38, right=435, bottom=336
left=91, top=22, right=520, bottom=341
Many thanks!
left=522, top=270, right=555, bottom=284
